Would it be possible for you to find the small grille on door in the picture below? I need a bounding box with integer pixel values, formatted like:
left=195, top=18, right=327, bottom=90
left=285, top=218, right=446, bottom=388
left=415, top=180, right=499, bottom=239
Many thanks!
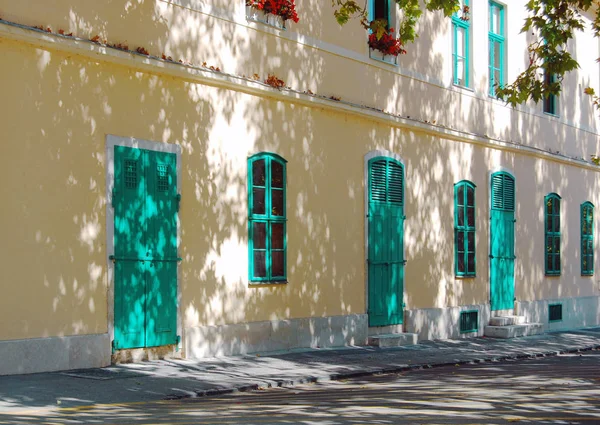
left=157, top=164, right=169, bottom=192
left=125, top=160, right=137, bottom=189
left=549, top=304, right=563, bottom=322
left=460, top=310, right=478, bottom=333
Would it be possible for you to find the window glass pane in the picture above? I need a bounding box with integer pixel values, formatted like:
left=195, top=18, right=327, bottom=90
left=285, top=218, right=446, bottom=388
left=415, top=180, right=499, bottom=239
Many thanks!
left=458, top=253, right=465, bottom=273
left=546, top=236, right=553, bottom=253
left=546, top=216, right=553, bottom=233
left=554, top=254, right=560, bottom=272
left=456, top=58, right=465, bottom=85
left=494, top=69, right=501, bottom=88
left=252, top=159, right=266, bottom=186
left=547, top=254, right=553, bottom=272
left=467, top=186, right=474, bottom=206
left=457, top=185, right=465, bottom=206
left=253, top=222, right=266, bottom=249
left=553, top=216, right=560, bottom=233
left=467, top=231, right=475, bottom=251
left=253, top=252, right=266, bottom=278
left=271, top=189, right=284, bottom=216
left=272, top=161, right=284, bottom=189
left=555, top=199, right=560, bottom=215
left=546, top=199, right=553, bottom=215
left=272, top=251, right=285, bottom=277
left=457, top=27, right=465, bottom=56
left=583, top=242, right=588, bottom=256
left=457, top=208, right=464, bottom=227
left=272, top=223, right=284, bottom=250
left=253, top=188, right=265, bottom=215
left=491, top=6, right=500, bottom=34
left=467, top=207, right=475, bottom=227
left=553, top=237, right=560, bottom=253
left=374, top=0, right=387, bottom=21
left=467, top=253, right=475, bottom=273
left=457, top=232, right=465, bottom=250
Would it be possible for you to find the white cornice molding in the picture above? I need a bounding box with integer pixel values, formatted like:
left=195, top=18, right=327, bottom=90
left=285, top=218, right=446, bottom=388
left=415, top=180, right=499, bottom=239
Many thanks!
left=0, top=19, right=598, bottom=172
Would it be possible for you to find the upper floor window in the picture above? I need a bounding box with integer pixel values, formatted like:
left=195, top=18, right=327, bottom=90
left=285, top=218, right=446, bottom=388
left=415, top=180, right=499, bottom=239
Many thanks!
left=545, top=193, right=561, bottom=276
left=452, top=0, right=470, bottom=87
left=488, top=1, right=505, bottom=96
left=543, top=72, right=558, bottom=115
left=248, top=153, right=287, bottom=283
left=455, top=180, right=476, bottom=277
left=581, top=202, right=594, bottom=276
left=371, top=0, right=390, bottom=24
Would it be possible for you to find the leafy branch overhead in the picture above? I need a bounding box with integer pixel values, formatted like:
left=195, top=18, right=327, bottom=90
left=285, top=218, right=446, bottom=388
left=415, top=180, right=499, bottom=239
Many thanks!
left=332, top=0, right=600, bottom=113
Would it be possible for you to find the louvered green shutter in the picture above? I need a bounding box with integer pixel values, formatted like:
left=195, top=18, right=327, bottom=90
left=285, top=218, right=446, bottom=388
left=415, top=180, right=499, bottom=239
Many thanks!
left=368, top=157, right=404, bottom=326
left=545, top=194, right=561, bottom=276
left=490, top=171, right=515, bottom=311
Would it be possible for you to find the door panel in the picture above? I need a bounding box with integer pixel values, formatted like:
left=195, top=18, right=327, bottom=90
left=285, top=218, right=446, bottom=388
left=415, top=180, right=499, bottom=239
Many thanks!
left=368, top=158, right=404, bottom=327
left=114, top=146, right=178, bottom=350
left=490, top=173, right=515, bottom=311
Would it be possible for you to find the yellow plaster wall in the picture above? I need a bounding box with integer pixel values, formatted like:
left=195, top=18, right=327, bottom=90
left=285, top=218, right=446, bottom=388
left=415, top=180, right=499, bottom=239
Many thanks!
left=1, top=16, right=599, bottom=341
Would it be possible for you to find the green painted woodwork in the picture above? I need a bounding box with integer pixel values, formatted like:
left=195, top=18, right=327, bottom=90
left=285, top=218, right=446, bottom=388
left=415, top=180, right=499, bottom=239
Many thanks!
left=490, top=172, right=515, bottom=311
left=544, top=193, right=561, bottom=276
left=581, top=202, right=594, bottom=276
left=368, top=157, right=405, bottom=327
left=488, top=1, right=505, bottom=96
left=452, top=0, right=469, bottom=87
left=114, top=146, right=178, bottom=350
left=459, top=310, right=478, bottom=333
left=454, top=180, right=476, bottom=277
left=248, top=153, right=287, bottom=283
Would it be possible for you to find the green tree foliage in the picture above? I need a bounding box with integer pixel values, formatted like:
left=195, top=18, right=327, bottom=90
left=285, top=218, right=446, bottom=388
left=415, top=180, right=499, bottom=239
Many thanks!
left=332, top=0, right=600, bottom=163
left=332, top=0, right=600, bottom=108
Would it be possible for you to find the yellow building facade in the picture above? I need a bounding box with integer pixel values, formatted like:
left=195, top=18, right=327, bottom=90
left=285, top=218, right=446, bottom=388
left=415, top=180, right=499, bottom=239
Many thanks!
left=0, top=1, right=599, bottom=374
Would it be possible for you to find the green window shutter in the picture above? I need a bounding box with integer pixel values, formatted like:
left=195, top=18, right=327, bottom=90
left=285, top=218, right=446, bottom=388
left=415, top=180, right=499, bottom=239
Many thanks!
left=454, top=180, right=476, bottom=277
left=452, top=0, right=470, bottom=87
left=544, top=193, right=561, bottom=276
left=248, top=153, right=288, bottom=283
left=488, top=1, right=505, bottom=96
left=581, top=202, right=594, bottom=276
left=491, top=172, right=514, bottom=212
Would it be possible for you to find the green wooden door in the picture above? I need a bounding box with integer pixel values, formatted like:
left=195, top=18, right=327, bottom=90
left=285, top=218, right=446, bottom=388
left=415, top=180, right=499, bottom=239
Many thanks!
left=113, top=146, right=178, bottom=349
left=490, top=172, right=515, bottom=311
left=368, top=157, right=405, bottom=327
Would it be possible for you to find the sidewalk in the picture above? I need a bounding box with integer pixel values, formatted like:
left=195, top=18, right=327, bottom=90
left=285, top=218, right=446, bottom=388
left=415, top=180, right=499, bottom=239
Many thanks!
left=2, top=328, right=600, bottom=414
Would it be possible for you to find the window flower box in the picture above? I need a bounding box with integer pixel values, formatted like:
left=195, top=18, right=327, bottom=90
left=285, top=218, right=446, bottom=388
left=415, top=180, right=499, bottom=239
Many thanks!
left=245, top=0, right=299, bottom=30
left=368, top=28, right=405, bottom=65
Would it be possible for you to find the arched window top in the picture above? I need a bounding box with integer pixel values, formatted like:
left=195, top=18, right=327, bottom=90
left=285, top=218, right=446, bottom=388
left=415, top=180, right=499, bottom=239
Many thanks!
left=491, top=171, right=515, bottom=212
left=582, top=201, right=595, bottom=210
left=455, top=180, right=476, bottom=189
left=248, top=152, right=287, bottom=164
left=545, top=192, right=561, bottom=201
left=368, top=156, right=404, bottom=207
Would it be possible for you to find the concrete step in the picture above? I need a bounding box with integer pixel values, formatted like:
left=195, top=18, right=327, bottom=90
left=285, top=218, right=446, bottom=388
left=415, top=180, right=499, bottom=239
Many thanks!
left=484, top=323, right=543, bottom=339
left=489, top=315, right=526, bottom=326
left=368, top=333, right=418, bottom=348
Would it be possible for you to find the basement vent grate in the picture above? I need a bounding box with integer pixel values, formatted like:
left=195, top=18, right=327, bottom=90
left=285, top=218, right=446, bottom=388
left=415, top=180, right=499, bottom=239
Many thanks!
left=549, top=303, right=563, bottom=322
left=459, top=310, right=478, bottom=333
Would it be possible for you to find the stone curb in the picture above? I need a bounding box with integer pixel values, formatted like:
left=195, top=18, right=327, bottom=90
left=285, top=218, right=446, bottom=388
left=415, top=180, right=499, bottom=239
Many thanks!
left=176, top=343, right=600, bottom=400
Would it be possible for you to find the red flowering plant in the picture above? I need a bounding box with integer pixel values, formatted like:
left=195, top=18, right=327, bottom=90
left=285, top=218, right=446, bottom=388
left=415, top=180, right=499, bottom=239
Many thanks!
left=246, top=0, right=299, bottom=23
left=368, top=27, right=406, bottom=56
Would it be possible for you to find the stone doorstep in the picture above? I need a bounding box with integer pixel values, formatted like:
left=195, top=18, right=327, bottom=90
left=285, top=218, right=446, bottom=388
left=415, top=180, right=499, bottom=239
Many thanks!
left=489, top=315, right=526, bottom=326
left=484, top=323, right=544, bottom=339
left=368, top=333, right=419, bottom=348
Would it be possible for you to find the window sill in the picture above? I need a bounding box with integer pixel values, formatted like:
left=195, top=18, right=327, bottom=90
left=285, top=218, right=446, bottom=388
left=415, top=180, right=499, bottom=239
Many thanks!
left=248, top=280, right=288, bottom=287
left=543, top=111, right=560, bottom=119
left=456, top=275, right=476, bottom=279
left=246, top=6, right=287, bottom=31
left=452, top=83, right=474, bottom=93
left=368, top=49, right=398, bottom=66
left=545, top=273, right=561, bottom=277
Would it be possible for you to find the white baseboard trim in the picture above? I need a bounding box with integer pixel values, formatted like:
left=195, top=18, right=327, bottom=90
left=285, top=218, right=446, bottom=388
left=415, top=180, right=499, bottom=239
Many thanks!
left=0, top=333, right=111, bottom=376
left=405, top=304, right=491, bottom=340
left=517, top=296, right=600, bottom=332
left=184, top=314, right=368, bottom=358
